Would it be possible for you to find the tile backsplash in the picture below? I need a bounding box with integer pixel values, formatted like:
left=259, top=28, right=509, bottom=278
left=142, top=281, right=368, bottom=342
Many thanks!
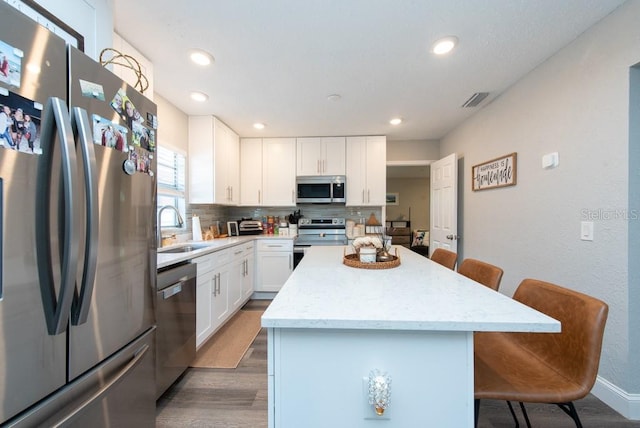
left=182, top=204, right=383, bottom=238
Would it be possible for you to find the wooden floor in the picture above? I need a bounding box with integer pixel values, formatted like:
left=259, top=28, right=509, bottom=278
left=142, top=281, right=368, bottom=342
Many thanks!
left=157, top=301, right=640, bottom=427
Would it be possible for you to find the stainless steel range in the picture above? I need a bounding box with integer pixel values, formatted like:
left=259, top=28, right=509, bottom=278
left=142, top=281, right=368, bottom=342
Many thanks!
left=293, top=218, right=347, bottom=268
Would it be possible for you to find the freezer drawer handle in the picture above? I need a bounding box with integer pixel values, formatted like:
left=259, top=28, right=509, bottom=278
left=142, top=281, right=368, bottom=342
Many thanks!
left=163, top=283, right=183, bottom=299
left=35, top=97, right=79, bottom=335
left=51, top=343, right=150, bottom=428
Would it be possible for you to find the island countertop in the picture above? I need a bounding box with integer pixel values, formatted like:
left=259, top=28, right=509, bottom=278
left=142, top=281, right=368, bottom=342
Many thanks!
left=261, top=245, right=560, bottom=332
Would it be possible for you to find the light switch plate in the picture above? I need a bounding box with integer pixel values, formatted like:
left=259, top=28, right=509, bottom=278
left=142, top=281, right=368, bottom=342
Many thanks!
left=542, top=152, right=559, bottom=169
left=581, top=221, right=594, bottom=241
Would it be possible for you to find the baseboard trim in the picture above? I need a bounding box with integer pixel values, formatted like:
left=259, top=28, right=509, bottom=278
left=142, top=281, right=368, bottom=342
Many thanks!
left=592, top=376, right=640, bottom=420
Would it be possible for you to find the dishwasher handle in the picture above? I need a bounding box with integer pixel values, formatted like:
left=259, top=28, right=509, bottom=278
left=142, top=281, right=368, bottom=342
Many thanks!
left=162, top=283, right=183, bottom=299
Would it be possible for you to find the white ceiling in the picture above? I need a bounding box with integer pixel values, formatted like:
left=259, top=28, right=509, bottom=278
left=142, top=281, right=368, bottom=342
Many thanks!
left=112, top=0, right=625, bottom=141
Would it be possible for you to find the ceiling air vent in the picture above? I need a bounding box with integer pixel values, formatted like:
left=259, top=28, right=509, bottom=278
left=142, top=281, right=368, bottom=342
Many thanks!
left=461, top=92, right=489, bottom=108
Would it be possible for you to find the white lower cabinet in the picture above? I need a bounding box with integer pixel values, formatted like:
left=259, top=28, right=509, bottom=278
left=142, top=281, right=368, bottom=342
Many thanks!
left=242, top=243, right=255, bottom=301
left=194, top=248, right=231, bottom=348
left=230, top=246, right=246, bottom=311
left=230, top=242, right=255, bottom=311
left=195, top=268, right=215, bottom=348
left=194, top=241, right=256, bottom=348
left=255, top=239, right=293, bottom=292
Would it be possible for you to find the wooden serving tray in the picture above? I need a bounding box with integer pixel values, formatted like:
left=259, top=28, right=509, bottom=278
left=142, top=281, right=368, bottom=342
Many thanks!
left=343, top=251, right=401, bottom=269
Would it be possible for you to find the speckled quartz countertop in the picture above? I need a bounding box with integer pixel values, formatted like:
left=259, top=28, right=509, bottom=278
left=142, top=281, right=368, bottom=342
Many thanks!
left=157, top=235, right=293, bottom=269
left=261, top=245, right=560, bottom=332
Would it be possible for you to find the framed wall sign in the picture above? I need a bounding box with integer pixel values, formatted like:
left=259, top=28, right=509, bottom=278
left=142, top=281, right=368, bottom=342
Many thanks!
left=472, top=152, right=517, bottom=191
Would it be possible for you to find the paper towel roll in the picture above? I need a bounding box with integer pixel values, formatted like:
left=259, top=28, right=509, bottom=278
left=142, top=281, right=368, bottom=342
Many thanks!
left=192, top=216, right=203, bottom=241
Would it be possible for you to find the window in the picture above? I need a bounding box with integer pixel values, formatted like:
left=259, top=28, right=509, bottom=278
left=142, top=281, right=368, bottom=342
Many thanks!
left=157, top=145, right=186, bottom=228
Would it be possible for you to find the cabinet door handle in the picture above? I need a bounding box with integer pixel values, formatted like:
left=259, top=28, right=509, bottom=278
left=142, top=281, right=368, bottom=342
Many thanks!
left=212, top=274, right=217, bottom=296
left=292, top=190, right=295, bottom=203
left=258, top=190, right=261, bottom=204
left=317, top=159, right=320, bottom=174
left=289, top=254, right=292, bottom=270
left=322, top=159, right=326, bottom=173
left=367, top=189, right=370, bottom=203
left=362, top=189, right=365, bottom=204
left=217, top=273, right=221, bottom=294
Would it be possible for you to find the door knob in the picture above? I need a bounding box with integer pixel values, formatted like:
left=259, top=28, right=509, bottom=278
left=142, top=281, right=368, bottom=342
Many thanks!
left=446, top=234, right=460, bottom=240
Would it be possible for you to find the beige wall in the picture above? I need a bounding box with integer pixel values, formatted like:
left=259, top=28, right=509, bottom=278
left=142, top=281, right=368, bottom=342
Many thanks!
left=387, top=139, right=439, bottom=162
left=386, top=139, right=437, bottom=233
left=440, top=0, right=639, bottom=413
left=155, top=93, right=189, bottom=154
left=386, top=177, right=429, bottom=230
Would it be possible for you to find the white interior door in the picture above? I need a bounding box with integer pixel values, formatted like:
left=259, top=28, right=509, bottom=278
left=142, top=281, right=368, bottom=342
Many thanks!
left=430, top=153, right=458, bottom=255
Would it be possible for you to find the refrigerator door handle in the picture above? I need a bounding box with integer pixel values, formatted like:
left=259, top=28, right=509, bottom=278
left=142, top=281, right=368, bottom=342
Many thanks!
left=35, top=97, right=79, bottom=335
left=70, top=107, right=99, bottom=325
left=0, top=178, right=3, bottom=300
left=50, top=343, right=150, bottom=428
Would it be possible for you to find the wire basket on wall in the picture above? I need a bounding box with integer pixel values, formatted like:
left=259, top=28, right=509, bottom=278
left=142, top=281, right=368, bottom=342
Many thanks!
left=99, top=48, right=149, bottom=94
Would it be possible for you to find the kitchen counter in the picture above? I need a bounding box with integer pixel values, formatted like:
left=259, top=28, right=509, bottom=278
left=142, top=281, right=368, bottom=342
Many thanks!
left=262, top=245, right=559, bottom=332
left=262, top=246, right=559, bottom=427
left=157, top=235, right=293, bottom=269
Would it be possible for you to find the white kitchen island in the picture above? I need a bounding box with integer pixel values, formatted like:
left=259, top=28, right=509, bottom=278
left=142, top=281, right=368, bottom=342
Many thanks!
left=261, top=246, right=560, bottom=427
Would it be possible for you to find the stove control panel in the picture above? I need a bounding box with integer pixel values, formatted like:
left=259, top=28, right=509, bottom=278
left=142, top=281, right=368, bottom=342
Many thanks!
left=299, top=218, right=345, bottom=226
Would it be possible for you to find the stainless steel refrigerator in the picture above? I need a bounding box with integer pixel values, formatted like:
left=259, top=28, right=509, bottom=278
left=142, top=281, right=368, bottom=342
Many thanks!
left=0, top=3, right=157, bottom=426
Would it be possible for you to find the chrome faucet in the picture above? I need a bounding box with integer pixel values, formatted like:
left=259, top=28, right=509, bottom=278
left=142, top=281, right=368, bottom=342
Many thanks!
left=157, top=205, right=184, bottom=247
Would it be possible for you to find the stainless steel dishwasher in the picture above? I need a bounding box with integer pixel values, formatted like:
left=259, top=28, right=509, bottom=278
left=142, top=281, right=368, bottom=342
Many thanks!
left=156, top=262, right=197, bottom=399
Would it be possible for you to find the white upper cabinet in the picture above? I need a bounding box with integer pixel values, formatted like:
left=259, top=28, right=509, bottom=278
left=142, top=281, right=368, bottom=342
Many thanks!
left=240, top=138, right=297, bottom=206
left=188, top=116, right=239, bottom=205
left=263, top=138, right=297, bottom=206
left=240, top=138, right=263, bottom=206
left=296, top=137, right=346, bottom=176
left=346, top=136, right=386, bottom=206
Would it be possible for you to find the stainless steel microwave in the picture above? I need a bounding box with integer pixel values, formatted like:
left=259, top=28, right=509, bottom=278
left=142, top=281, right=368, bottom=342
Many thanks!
left=296, top=176, right=346, bottom=204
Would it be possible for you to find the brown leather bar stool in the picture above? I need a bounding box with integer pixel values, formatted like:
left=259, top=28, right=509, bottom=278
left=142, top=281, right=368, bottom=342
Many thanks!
left=474, top=279, right=608, bottom=428
left=457, top=258, right=504, bottom=291
left=429, top=248, right=457, bottom=270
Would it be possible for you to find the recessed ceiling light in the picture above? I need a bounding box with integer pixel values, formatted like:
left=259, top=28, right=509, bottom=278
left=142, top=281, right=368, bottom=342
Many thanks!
left=189, top=49, right=214, bottom=66
left=190, top=91, right=209, bottom=102
left=390, top=118, right=402, bottom=125
left=431, top=36, right=458, bottom=55
left=253, top=122, right=266, bottom=130
left=327, top=94, right=341, bottom=102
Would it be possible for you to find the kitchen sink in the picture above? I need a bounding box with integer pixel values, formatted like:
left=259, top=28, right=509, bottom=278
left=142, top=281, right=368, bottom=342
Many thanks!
left=158, top=244, right=211, bottom=254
